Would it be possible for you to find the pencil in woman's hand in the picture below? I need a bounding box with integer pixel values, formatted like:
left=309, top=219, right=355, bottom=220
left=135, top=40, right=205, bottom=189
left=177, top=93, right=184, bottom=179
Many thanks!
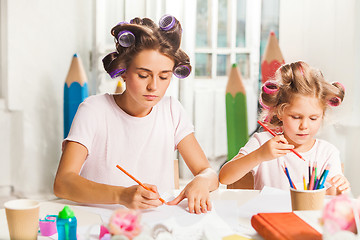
left=116, top=165, right=166, bottom=204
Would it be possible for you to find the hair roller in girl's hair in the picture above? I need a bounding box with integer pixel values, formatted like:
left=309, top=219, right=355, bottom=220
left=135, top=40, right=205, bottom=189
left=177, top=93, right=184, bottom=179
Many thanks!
left=328, top=96, right=341, bottom=107
left=117, top=30, right=135, bottom=47
left=262, top=80, right=280, bottom=95
left=173, top=64, right=191, bottom=79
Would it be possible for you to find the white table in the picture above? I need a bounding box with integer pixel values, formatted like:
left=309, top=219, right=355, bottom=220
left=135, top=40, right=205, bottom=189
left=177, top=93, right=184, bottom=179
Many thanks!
left=0, top=188, right=323, bottom=239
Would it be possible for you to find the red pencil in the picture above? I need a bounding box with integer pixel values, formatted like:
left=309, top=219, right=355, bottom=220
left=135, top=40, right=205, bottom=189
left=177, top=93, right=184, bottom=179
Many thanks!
left=257, top=121, right=305, bottom=161
left=116, top=165, right=166, bottom=204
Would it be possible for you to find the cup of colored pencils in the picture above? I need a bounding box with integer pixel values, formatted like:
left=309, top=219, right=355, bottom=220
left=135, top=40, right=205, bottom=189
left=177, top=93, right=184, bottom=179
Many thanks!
left=290, top=184, right=326, bottom=211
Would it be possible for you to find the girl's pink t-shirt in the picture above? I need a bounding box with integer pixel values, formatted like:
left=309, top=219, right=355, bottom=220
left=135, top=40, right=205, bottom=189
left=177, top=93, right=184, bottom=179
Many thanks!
left=239, top=132, right=343, bottom=190
left=64, top=93, right=194, bottom=193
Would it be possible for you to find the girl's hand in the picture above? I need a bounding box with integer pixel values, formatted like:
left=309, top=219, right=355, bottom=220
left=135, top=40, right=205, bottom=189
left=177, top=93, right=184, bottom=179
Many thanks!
left=120, top=184, right=163, bottom=209
left=167, top=176, right=211, bottom=214
left=258, top=135, right=294, bottom=161
left=328, top=174, right=351, bottom=195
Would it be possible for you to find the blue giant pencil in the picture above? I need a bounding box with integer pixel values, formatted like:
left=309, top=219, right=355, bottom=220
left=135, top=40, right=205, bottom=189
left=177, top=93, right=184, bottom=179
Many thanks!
left=64, top=53, right=88, bottom=138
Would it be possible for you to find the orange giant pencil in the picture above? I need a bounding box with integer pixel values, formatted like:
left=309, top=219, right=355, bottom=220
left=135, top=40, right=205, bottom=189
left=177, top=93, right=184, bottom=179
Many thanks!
left=116, top=165, right=166, bottom=204
left=257, top=121, right=305, bottom=161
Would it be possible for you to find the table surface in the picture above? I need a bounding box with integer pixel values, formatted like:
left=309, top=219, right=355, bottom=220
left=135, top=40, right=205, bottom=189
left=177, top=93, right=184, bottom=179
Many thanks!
left=0, top=188, right=324, bottom=239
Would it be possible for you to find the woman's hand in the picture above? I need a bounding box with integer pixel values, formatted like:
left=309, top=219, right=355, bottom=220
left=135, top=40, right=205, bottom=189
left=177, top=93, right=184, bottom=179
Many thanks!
left=167, top=175, right=212, bottom=214
left=258, top=135, right=294, bottom=161
left=119, top=184, right=164, bottom=210
left=327, top=174, right=351, bottom=195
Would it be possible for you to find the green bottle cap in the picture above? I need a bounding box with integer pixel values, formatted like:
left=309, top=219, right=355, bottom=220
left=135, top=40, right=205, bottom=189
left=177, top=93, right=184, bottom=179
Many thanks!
left=58, top=205, right=75, bottom=219
left=232, top=63, right=237, bottom=68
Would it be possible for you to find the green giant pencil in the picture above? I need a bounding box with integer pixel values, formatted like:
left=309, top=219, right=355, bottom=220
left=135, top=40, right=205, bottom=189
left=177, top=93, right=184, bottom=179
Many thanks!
left=225, top=63, right=248, bottom=161
left=64, top=53, right=88, bottom=138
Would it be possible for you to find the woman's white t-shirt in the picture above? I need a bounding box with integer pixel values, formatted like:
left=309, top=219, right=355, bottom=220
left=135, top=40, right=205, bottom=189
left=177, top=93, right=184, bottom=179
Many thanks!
left=64, top=93, right=194, bottom=193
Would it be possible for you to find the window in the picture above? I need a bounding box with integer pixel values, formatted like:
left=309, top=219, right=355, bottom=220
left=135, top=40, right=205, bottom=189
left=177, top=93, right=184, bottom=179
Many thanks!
left=194, top=0, right=251, bottom=79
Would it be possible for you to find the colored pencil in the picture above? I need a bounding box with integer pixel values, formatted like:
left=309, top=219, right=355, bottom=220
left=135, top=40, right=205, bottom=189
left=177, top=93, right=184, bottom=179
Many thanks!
left=303, top=175, right=307, bottom=190
left=257, top=121, right=305, bottom=161
left=64, top=53, right=89, bottom=138
left=261, top=31, right=285, bottom=84
left=308, top=161, right=311, bottom=187
left=283, top=163, right=296, bottom=189
left=314, top=177, right=320, bottom=190
left=319, top=163, right=331, bottom=185
left=309, top=164, right=316, bottom=190
left=226, top=64, right=249, bottom=160
left=314, top=162, right=318, bottom=186
left=116, top=165, right=166, bottom=204
left=319, top=165, right=331, bottom=189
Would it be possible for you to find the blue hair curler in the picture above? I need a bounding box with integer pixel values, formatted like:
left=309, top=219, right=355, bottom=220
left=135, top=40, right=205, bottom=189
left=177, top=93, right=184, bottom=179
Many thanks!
left=110, top=68, right=126, bottom=79
left=117, top=30, right=135, bottom=47
left=159, top=15, right=176, bottom=31
left=173, top=65, right=190, bottom=79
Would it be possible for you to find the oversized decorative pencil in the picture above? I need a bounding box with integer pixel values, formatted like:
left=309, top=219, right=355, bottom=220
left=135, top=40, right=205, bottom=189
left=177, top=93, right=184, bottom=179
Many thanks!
left=115, top=80, right=124, bottom=94
left=64, top=53, right=88, bottom=138
left=116, top=165, right=166, bottom=204
left=226, top=63, right=248, bottom=160
left=257, top=121, right=305, bottom=161
left=261, top=31, right=285, bottom=84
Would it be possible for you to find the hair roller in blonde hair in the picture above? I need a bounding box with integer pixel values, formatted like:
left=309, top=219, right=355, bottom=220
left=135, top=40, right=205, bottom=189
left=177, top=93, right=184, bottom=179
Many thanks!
left=328, top=96, right=342, bottom=107
left=262, top=80, right=280, bottom=95
left=332, top=81, right=346, bottom=92
left=259, top=98, right=270, bottom=110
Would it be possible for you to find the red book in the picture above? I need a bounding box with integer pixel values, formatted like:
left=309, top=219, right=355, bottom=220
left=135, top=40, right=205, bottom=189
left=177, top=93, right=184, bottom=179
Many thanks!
left=251, top=212, right=322, bottom=240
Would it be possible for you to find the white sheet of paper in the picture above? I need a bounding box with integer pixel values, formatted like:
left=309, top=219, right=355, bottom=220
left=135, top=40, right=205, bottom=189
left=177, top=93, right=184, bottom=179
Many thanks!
left=237, top=186, right=292, bottom=218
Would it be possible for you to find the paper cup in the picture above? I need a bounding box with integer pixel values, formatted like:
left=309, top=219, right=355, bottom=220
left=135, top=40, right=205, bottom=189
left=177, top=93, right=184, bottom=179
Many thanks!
left=290, top=187, right=326, bottom=211
left=4, top=199, right=40, bottom=240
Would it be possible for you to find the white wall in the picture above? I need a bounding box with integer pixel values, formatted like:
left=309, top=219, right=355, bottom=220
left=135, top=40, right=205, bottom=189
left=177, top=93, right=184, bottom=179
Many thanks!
left=279, top=0, right=360, bottom=196
left=0, top=0, right=93, bottom=197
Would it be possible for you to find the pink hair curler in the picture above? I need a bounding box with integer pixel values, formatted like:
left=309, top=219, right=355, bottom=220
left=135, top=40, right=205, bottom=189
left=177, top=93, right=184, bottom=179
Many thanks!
left=262, top=80, right=280, bottom=95
left=328, top=96, right=342, bottom=107
left=259, top=98, right=270, bottom=110
left=333, top=81, right=346, bottom=92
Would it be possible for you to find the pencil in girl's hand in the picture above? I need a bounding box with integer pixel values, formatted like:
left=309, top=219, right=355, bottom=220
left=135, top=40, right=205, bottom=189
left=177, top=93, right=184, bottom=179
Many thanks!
left=257, top=121, right=305, bottom=161
left=116, top=165, right=166, bottom=204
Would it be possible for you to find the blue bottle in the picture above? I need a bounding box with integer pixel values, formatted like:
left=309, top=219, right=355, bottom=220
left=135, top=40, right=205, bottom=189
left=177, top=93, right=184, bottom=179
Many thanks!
left=57, top=206, right=77, bottom=240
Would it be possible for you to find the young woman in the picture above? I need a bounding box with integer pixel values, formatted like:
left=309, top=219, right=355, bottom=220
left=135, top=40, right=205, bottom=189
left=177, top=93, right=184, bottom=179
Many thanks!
left=54, top=15, right=218, bottom=214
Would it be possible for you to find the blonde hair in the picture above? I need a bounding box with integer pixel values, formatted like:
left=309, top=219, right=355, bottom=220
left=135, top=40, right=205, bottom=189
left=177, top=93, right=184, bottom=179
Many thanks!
left=259, top=61, right=345, bottom=128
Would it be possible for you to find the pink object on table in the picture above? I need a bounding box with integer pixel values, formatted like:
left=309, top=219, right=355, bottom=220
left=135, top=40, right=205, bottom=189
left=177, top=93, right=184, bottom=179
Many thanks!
left=39, top=215, right=57, bottom=236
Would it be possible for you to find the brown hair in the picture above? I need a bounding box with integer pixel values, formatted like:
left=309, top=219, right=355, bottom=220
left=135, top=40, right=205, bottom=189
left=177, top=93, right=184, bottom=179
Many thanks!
left=102, top=16, right=191, bottom=78
left=259, top=61, right=345, bottom=127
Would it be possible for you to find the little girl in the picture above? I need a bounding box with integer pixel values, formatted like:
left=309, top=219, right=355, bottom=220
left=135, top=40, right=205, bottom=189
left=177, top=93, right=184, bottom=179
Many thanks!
left=54, top=15, right=218, bottom=214
left=219, top=61, right=350, bottom=195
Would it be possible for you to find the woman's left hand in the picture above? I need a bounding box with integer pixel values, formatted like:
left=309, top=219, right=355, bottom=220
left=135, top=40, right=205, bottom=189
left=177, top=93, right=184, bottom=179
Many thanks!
left=166, top=175, right=212, bottom=214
